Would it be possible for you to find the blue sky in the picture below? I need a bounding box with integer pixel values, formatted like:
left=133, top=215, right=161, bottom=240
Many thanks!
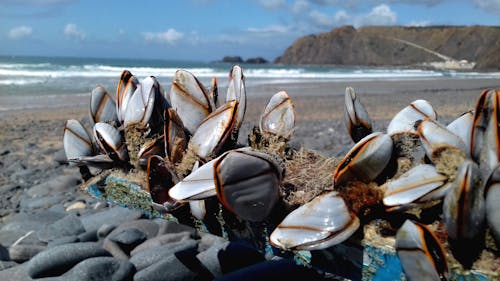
left=1, top=0, right=499, bottom=62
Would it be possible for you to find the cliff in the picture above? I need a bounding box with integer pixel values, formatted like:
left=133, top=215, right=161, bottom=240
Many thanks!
left=275, top=26, right=500, bottom=70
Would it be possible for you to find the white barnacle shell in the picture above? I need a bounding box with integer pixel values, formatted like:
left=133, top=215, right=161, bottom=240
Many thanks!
left=396, top=220, right=449, bottom=281
left=124, top=76, right=165, bottom=130
left=93, top=122, right=128, bottom=161
left=269, top=191, right=359, bottom=251
left=383, top=164, right=450, bottom=210
left=333, top=132, right=393, bottom=187
left=446, top=111, right=473, bottom=156
left=259, top=91, right=296, bottom=140
left=168, top=157, right=219, bottom=201
left=471, top=89, right=500, bottom=174
left=418, top=118, right=468, bottom=160
left=116, top=70, right=138, bottom=124
left=387, top=99, right=437, bottom=136
left=343, top=86, right=372, bottom=143
left=170, top=69, right=215, bottom=135
left=63, top=119, right=93, bottom=161
left=189, top=100, right=238, bottom=160
left=89, top=85, right=117, bottom=126
left=226, top=65, right=246, bottom=130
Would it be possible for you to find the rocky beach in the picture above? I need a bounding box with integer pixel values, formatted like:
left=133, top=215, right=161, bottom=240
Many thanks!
left=0, top=77, right=498, bottom=280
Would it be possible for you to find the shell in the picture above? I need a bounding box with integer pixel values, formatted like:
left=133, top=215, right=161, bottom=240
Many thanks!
left=443, top=159, right=485, bottom=241
left=146, top=155, right=181, bottom=211
left=333, top=132, right=393, bottom=187
left=418, top=118, right=468, bottom=160
left=164, top=108, right=187, bottom=164
left=226, top=65, right=246, bottom=130
left=63, top=119, right=93, bottom=161
left=168, top=157, right=219, bottom=201
left=259, top=91, right=296, bottom=140
left=214, top=148, right=283, bottom=222
left=387, top=99, right=437, bottom=135
left=446, top=111, right=473, bottom=156
left=396, top=220, right=448, bottom=281
left=93, top=122, right=128, bottom=161
left=484, top=164, right=500, bottom=243
left=116, top=70, right=138, bottom=124
left=471, top=89, right=500, bottom=174
left=89, top=85, right=117, bottom=125
left=170, top=69, right=215, bottom=135
left=343, top=86, right=372, bottom=143
left=124, top=76, right=166, bottom=131
left=269, top=191, right=360, bottom=251
left=383, top=164, right=449, bottom=209
left=189, top=100, right=238, bottom=160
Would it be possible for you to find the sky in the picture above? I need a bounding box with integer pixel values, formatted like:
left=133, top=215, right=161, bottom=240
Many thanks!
left=1, top=0, right=500, bottom=62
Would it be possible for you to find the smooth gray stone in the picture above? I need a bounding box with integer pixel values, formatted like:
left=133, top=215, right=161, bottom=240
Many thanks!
left=21, top=194, right=69, bottom=210
left=27, top=242, right=111, bottom=278
left=130, top=239, right=198, bottom=271
left=80, top=206, right=142, bottom=232
left=197, top=232, right=228, bottom=252
left=0, top=243, right=9, bottom=261
left=26, top=175, right=80, bottom=197
left=38, top=257, right=136, bottom=281
left=0, top=260, right=19, bottom=271
left=107, top=220, right=159, bottom=240
left=37, top=214, right=85, bottom=242
left=131, top=232, right=192, bottom=256
left=53, top=149, right=68, bottom=164
left=77, top=230, right=98, bottom=242
left=97, top=224, right=116, bottom=239
left=8, top=244, right=47, bottom=262
left=109, top=228, right=147, bottom=246
left=133, top=254, right=196, bottom=281
left=47, top=235, right=79, bottom=248
left=155, top=220, right=196, bottom=236
left=196, top=239, right=229, bottom=278
left=0, top=264, right=31, bottom=281
left=0, top=210, right=67, bottom=247
left=102, top=239, right=129, bottom=260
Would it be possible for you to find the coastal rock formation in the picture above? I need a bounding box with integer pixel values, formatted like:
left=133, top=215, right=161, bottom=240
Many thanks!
left=275, top=25, right=500, bottom=70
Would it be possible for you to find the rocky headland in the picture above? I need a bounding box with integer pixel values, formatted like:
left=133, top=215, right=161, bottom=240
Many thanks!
left=275, top=25, right=500, bottom=70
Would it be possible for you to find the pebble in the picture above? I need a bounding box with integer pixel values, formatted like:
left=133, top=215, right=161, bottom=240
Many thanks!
left=0, top=260, right=18, bottom=271
left=47, top=235, right=79, bottom=248
left=130, top=239, right=199, bottom=271
left=65, top=201, right=86, bottom=212
left=8, top=244, right=47, bottom=262
left=155, top=219, right=197, bottom=236
left=38, top=257, right=136, bottom=281
left=79, top=206, right=143, bottom=232
left=0, top=263, right=31, bottom=281
left=133, top=253, right=197, bottom=281
left=27, top=242, right=111, bottom=278
left=0, top=243, right=9, bottom=260
left=36, top=214, right=85, bottom=242
left=97, top=223, right=116, bottom=239
left=103, top=239, right=129, bottom=260
left=26, top=174, right=80, bottom=198
left=131, top=231, right=193, bottom=256
left=106, top=219, right=160, bottom=240
left=21, top=194, right=70, bottom=210
left=77, top=229, right=98, bottom=242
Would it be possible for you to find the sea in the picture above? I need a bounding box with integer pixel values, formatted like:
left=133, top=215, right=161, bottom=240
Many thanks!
left=3, top=55, right=500, bottom=96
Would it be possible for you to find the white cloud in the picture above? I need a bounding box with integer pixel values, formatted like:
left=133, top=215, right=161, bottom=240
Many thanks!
left=64, top=23, right=85, bottom=40
left=257, top=0, right=286, bottom=9
left=359, top=4, right=397, bottom=25
left=407, top=20, right=431, bottom=27
left=309, top=10, right=336, bottom=28
left=474, top=0, right=500, bottom=12
left=143, top=28, right=184, bottom=45
left=291, top=0, right=310, bottom=13
left=247, top=25, right=290, bottom=34
left=8, top=26, right=32, bottom=39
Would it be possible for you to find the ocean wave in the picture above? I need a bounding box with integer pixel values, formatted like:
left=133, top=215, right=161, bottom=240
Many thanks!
left=2, top=61, right=500, bottom=82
